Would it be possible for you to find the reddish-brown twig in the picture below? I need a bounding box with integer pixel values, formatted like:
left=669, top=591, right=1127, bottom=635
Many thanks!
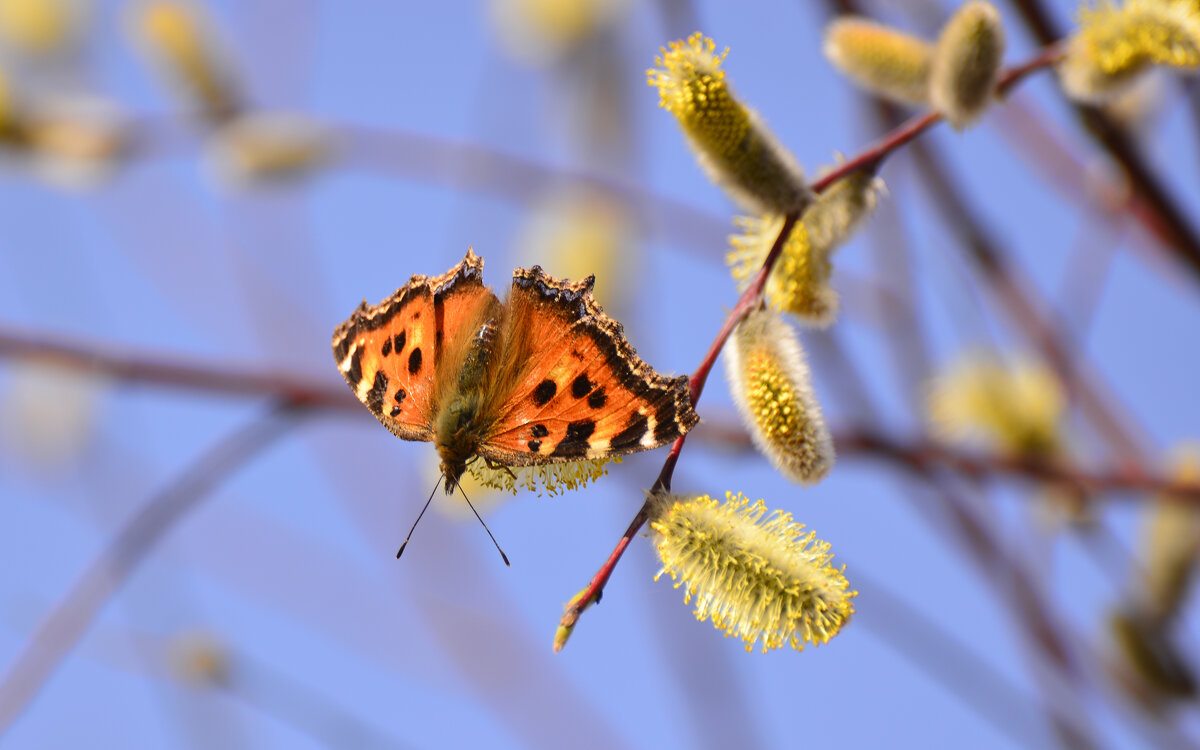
left=5, top=327, right=1197, bottom=501
left=0, top=324, right=353, bottom=410
left=1008, top=0, right=1200, bottom=280
left=551, top=44, right=1081, bottom=648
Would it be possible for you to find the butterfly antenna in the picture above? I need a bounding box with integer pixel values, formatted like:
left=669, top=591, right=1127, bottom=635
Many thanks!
left=455, top=478, right=510, bottom=567
left=397, top=475, right=442, bottom=559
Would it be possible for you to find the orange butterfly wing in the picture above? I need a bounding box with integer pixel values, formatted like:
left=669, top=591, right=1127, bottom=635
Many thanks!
left=477, top=266, right=699, bottom=466
left=332, top=249, right=497, bottom=441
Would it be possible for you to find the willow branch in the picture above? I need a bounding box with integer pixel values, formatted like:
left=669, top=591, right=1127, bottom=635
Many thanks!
left=0, top=324, right=353, bottom=410
left=4, top=326, right=1196, bottom=500
left=835, top=429, right=1200, bottom=501
left=1007, top=0, right=1200, bottom=281
left=553, top=45, right=1071, bottom=644
left=0, top=401, right=307, bottom=736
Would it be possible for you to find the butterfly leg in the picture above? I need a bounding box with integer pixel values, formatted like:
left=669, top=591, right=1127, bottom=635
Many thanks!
left=484, top=456, right=518, bottom=480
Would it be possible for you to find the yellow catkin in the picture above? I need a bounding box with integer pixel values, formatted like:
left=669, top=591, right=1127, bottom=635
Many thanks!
left=208, top=113, right=332, bottom=185
left=823, top=17, right=935, bottom=106
left=930, top=1, right=1006, bottom=128
left=1138, top=445, right=1200, bottom=623
left=650, top=492, right=856, bottom=653
left=648, top=33, right=812, bottom=215
left=489, top=0, right=630, bottom=63
left=467, top=455, right=620, bottom=497
left=23, top=99, right=130, bottom=182
left=926, top=352, right=1064, bottom=455
left=511, top=188, right=632, bottom=315
left=727, top=215, right=838, bottom=327
left=0, top=0, right=79, bottom=56
left=727, top=169, right=881, bottom=327
left=1060, top=0, right=1200, bottom=103
left=133, top=0, right=240, bottom=122
left=724, top=309, right=834, bottom=484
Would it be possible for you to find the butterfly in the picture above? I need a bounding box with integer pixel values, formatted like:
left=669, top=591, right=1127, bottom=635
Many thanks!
left=332, top=249, right=700, bottom=494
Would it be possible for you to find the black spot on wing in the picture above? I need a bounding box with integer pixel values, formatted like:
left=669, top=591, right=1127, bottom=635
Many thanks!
left=394, top=389, right=407, bottom=404
left=530, top=424, right=549, bottom=438
left=551, top=420, right=596, bottom=457
left=381, top=337, right=392, bottom=357
left=527, top=440, right=542, bottom=453
left=366, top=371, right=388, bottom=415
left=394, top=331, right=406, bottom=354
left=408, top=348, right=423, bottom=375
left=346, top=346, right=364, bottom=387
left=587, top=387, right=607, bottom=409
left=610, top=413, right=648, bottom=452
left=533, top=379, right=557, bottom=406
left=389, top=405, right=401, bottom=417
left=571, top=374, right=593, bottom=398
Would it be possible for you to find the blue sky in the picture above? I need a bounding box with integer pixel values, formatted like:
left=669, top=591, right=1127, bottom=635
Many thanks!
left=2, top=0, right=1200, bottom=748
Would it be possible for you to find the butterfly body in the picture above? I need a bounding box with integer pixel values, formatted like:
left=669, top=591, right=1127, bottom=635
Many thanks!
left=434, top=318, right=502, bottom=490
left=333, top=250, right=699, bottom=494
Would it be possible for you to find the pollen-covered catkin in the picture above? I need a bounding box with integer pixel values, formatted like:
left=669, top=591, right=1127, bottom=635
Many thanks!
left=724, top=309, right=834, bottom=483
left=467, top=453, right=619, bottom=496
left=728, top=216, right=838, bottom=327
left=1058, top=0, right=1200, bottom=103
left=649, top=491, right=856, bottom=653
left=930, top=1, right=1006, bottom=128
left=648, top=33, right=813, bottom=215
left=823, top=17, right=934, bottom=106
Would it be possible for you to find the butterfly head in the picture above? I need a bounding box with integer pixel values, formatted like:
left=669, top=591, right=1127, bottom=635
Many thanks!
left=439, top=458, right=467, bottom=494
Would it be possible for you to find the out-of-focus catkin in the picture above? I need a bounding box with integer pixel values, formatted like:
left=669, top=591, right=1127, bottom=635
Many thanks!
left=930, top=1, right=1006, bottom=128
left=823, top=17, right=934, bottom=106
left=1138, top=445, right=1200, bottom=624
left=132, top=1, right=241, bottom=123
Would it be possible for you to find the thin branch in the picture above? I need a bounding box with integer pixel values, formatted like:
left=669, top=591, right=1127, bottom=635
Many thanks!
left=1007, top=0, right=1200, bottom=281
left=906, top=134, right=1154, bottom=464
left=554, top=43, right=1075, bottom=642
left=3, top=327, right=1197, bottom=500
left=0, top=400, right=307, bottom=736
left=835, top=429, right=1200, bottom=501
left=0, top=324, right=353, bottom=410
